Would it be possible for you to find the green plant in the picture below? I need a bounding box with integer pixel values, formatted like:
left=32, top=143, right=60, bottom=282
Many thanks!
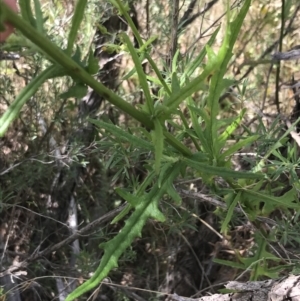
left=214, top=232, right=289, bottom=281
left=2, top=0, right=300, bottom=300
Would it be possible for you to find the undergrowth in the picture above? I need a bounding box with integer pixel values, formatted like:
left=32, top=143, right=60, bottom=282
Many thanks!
left=1, top=0, right=300, bottom=300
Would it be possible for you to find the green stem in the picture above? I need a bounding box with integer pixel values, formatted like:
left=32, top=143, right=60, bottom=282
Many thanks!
left=1, top=2, right=191, bottom=156
left=113, top=0, right=171, bottom=94
left=0, top=65, right=57, bottom=136
left=1, top=2, right=152, bottom=128
left=163, top=131, right=192, bottom=156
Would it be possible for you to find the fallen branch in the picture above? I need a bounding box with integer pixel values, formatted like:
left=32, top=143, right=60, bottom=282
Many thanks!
left=0, top=204, right=126, bottom=277
left=168, top=275, right=300, bottom=301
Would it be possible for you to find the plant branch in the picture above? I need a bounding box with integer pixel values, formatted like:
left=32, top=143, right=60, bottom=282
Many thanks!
left=0, top=204, right=127, bottom=277
left=0, top=2, right=192, bottom=156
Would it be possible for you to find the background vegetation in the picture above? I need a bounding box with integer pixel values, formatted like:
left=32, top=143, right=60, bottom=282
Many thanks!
left=1, top=0, right=300, bottom=300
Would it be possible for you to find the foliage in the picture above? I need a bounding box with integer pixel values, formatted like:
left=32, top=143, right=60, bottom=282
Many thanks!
left=1, top=0, right=300, bottom=300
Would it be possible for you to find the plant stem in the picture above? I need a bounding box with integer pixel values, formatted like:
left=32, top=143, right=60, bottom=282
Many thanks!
left=0, top=2, right=192, bottom=156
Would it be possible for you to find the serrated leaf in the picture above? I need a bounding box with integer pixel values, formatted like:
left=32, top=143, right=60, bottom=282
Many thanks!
left=115, top=188, right=140, bottom=206
left=65, top=163, right=181, bottom=301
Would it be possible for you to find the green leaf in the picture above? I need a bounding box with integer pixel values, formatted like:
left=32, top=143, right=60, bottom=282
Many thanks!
left=137, top=35, right=158, bottom=53
left=213, top=258, right=245, bottom=269
left=221, top=191, right=241, bottom=233
left=184, top=157, right=264, bottom=179
left=115, top=188, right=140, bottom=207
left=19, top=0, right=37, bottom=28
left=96, top=23, right=108, bottom=34
left=146, top=75, right=163, bottom=86
left=151, top=118, right=164, bottom=174
left=111, top=203, right=132, bottom=224
left=121, top=33, right=153, bottom=114
left=219, top=135, right=260, bottom=160
left=182, top=26, right=220, bottom=81
left=218, top=108, right=246, bottom=150
left=89, top=119, right=154, bottom=151
left=0, top=65, right=64, bottom=137
left=167, top=184, right=182, bottom=205
left=171, top=72, right=181, bottom=95
left=178, top=109, right=201, bottom=151
left=253, top=116, right=300, bottom=173
left=110, top=0, right=169, bottom=96
left=66, top=0, right=87, bottom=55
left=87, top=49, right=99, bottom=75
left=242, top=187, right=299, bottom=211
left=163, top=61, right=218, bottom=112
left=248, top=233, right=280, bottom=280
left=158, top=161, right=174, bottom=188
left=205, top=0, right=251, bottom=157
left=122, top=53, right=147, bottom=80
left=187, top=105, right=210, bottom=125
left=187, top=103, right=210, bottom=153
left=65, top=164, right=181, bottom=301
left=172, top=49, right=181, bottom=73
left=205, top=44, right=218, bottom=64
left=59, top=84, right=88, bottom=99
left=32, top=0, right=45, bottom=34
left=112, top=171, right=157, bottom=224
